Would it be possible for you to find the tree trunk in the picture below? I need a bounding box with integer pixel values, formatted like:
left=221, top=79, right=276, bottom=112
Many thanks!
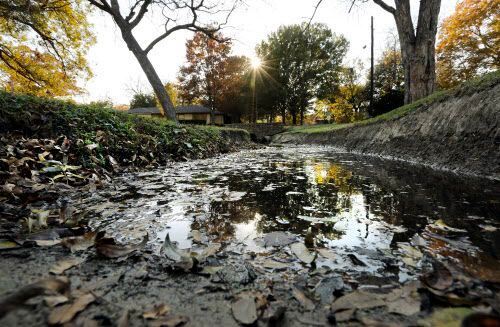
left=113, top=16, right=177, bottom=121
left=382, top=0, right=441, bottom=104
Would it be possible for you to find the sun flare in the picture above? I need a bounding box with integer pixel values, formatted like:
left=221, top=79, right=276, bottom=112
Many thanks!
left=250, top=56, right=262, bottom=69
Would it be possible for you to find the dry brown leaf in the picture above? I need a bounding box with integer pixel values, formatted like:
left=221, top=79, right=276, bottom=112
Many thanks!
left=290, top=242, right=316, bottom=264
left=48, top=293, right=95, bottom=325
left=149, top=315, right=189, bottom=327
left=44, top=295, right=69, bottom=308
left=143, top=304, right=170, bottom=319
left=50, top=258, right=84, bottom=275
left=292, top=287, right=315, bottom=311
left=231, top=296, right=258, bottom=325
left=96, top=233, right=148, bottom=258
left=0, top=277, right=69, bottom=319
left=61, top=231, right=101, bottom=252
left=117, top=309, right=129, bottom=327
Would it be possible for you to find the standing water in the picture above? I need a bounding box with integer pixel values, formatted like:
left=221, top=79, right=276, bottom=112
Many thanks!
left=78, top=146, right=500, bottom=284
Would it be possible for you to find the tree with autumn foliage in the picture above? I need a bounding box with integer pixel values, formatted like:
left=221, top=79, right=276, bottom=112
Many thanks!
left=0, top=0, right=94, bottom=96
left=436, top=0, right=500, bottom=89
left=178, top=32, right=249, bottom=123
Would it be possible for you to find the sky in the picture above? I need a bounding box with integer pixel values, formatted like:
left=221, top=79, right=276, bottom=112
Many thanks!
left=78, top=0, right=460, bottom=105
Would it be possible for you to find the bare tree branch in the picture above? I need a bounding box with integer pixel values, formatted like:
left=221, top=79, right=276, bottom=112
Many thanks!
left=372, top=0, right=396, bottom=14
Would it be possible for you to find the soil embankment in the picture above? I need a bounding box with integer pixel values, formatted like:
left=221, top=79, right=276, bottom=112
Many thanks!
left=273, top=74, right=500, bottom=179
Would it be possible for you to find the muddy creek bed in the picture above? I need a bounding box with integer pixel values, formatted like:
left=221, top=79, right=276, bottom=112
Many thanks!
left=1, top=146, right=499, bottom=326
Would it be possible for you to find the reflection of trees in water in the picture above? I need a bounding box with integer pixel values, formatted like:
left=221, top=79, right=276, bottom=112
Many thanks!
left=189, top=154, right=499, bottom=256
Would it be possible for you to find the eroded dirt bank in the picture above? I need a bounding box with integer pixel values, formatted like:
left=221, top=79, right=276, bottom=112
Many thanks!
left=273, top=77, right=500, bottom=180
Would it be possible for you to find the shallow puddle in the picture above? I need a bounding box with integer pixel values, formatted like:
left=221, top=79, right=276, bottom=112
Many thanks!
left=75, top=146, right=500, bottom=282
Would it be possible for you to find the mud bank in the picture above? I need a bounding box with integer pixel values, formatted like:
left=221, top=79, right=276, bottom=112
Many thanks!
left=273, top=75, right=500, bottom=180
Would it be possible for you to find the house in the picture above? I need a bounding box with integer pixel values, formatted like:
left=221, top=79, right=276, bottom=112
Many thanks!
left=176, top=105, right=224, bottom=125
left=127, top=105, right=224, bottom=125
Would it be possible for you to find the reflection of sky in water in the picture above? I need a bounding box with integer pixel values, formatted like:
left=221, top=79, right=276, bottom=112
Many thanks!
left=82, top=146, right=500, bottom=277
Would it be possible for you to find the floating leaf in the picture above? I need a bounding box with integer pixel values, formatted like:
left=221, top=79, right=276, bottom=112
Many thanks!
left=261, top=259, right=291, bottom=270
left=290, top=242, right=316, bottom=264
left=263, top=231, right=296, bottom=247
left=231, top=296, right=258, bottom=325
left=317, top=248, right=336, bottom=260
left=161, top=234, right=194, bottom=270
left=0, top=239, right=21, bottom=250
left=48, top=293, right=95, bottom=325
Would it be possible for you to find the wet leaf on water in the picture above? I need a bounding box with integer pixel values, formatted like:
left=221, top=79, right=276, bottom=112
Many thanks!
left=199, top=266, right=223, bottom=275
left=44, top=295, right=69, bottom=308
left=231, top=296, right=258, bottom=325
left=429, top=219, right=467, bottom=233
left=317, top=248, right=336, bottom=260
left=0, top=277, right=70, bottom=319
left=261, top=259, right=291, bottom=270
left=143, top=303, right=170, bottom=319
left=292, top=287, right=315, bottom=311
left=422, top=261, right=453, bottom=291
left=263, top=231, right=296, bottom=247
left=399, top=243, right=423, bottom=267
left=190, top=229, right=202, bottom=243
left=314, top=276, right=344, bottom=304
left=61, top=231, right=103, bottom=253
left=0, top=239, right=21, bottom=250
left=195, top=243, right=221, bottom=262
left=418, top=307, right=473, bottom=327
left=50, top=257, right=84, bottom=275
left=96, top=233, right=148, bottom=258
left=347, top=254, right=366, bottom=266
left=290, top=242, right=316, bottom=264
left=331, top=290, right=385, bottom=312
left=385, top=282, right=421, bottom=316
left=48, top=293, right=95, bottom=325
left=480, top=225, right=498, bottom=232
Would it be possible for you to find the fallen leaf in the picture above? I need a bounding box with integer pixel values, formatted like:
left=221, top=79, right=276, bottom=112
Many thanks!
left=331, top=290, right=385, bottom=312
left=161, top=233, right=194, bottom=270
left=96, top=233, right=148, bottom=258
left=334, top=309, right=356, bottom=323
left=35, top=239, right=62, bottom=247
left=50, top=258, right=84, bottom=275
left=347, top=254, right=366, bottom=266
left=418, top=307, right=473, bottom=327
left=143, top=304, right=170, bottom=319
left=149, top=315, right=189, bottom=327
left=261, top=259, right=291, bottom=270
left=422, top=261, right=453, bottom=291
left=263, top=231, right=297, bottom=247
left=290, top=242, right=316, bottom=264
left=190, top=230, right=202, bottom=243
left=195, top=243, right=221, bottom=262
left=61, top=231, right=102, bottom=252
left=48, top=293, right=95, bottom=325
left=44, top=295, right=69, bottom=308
left=0, top=239, right=21, bottom=250
left=292, top=287, right=315, bottom=311
left=0, top=277, right=69, bottom=319
left=117, top=310, right=129, bottom=327
left=317, top=248, right=336, bottom=260
left=200, top=266, right=223, bottom=275
left=231, top=296, right=258, bottom=325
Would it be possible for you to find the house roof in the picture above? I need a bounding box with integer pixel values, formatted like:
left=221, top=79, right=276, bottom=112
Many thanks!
left=176, top=105, right=223, bottom=115
left=128, top=105, right=223, bottom=115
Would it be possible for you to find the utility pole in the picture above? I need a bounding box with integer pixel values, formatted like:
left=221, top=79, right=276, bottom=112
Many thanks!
left=369, top=16, right=374, bottom=116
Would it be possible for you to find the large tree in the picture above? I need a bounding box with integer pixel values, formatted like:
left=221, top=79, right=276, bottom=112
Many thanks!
left=178, top=32, right=249, bottom=123
left=88, top=0, right=237, bottom=120
left=256, top=23, right=348, bottom=125
left=0, top=0, right=94, bottom=96
left=346, top=0, right=442, bottom=104
left=436, top=0, right=499, bottom=89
